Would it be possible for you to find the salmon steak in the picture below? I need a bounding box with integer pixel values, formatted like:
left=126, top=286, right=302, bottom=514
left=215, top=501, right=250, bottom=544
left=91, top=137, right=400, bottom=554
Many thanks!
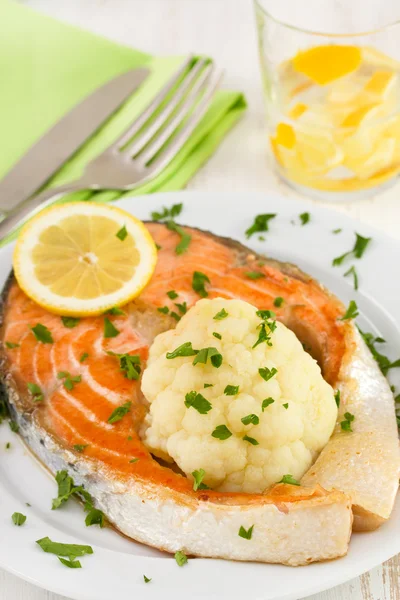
left=1, top=222, right=399, bottom=566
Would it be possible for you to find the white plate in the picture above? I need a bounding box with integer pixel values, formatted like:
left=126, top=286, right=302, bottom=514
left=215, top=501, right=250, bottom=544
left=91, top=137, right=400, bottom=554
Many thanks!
left=1, top=191, right=399, bottom=600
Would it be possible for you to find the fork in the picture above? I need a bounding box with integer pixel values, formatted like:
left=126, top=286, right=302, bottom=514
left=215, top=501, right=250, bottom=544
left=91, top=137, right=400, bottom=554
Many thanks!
left=0, top=56, right=222, bottom=240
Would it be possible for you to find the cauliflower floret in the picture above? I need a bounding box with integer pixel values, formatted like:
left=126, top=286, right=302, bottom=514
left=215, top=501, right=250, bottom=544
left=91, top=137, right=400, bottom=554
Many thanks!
left=141, top=298, right=337, bottom=493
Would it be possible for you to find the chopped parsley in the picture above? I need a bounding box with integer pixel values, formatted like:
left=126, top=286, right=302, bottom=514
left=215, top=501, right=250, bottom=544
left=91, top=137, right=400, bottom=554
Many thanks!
left=204, top=383, right=213, bottom=388
left=332, top=233, right=371, bottom=266
left=107, top=351, right=141, bottom=380
left=273, top=297, right=284, bottom=307
left=192, top=468, right=209, bottom=491
left=334, top=390, right=341, bottom=407
left=341, top=412, right=355, bottom=432
left=212, top=332, right=222, bottom=340
left=58, top=557, right=82, bottom=569
left=73, top=444, right=88, bottom=453
left=167, top=290, right=178, bottom=299
left=339, top=300, right=359, bottom=320
left=57, top=371, right=82, bottom=391
left=245, top=213, right=276, bottom=238
left=245, top=271, right=265, bottom=280
left=332, top=228, right=342, bottom=234
left=12, top=512, right=26, bottom=526
left=192, top=271, right=210, bottom=298
left=213, top=308, right=228, bottom=320
left=143, top=575, right=151, bottom=583
left=9, top=421, right=19, bottom=433
left=36, top=536, right=93, bottom=558
left=193, top=347, right=223, bottom=368
left=278, top=474, right=300, bottom=485
left=31, top=323, right=53, bottom=344
left=85, top=508, right=105, bottom=528
left=107, top=401, right=131, bottom=424
left=238, top=525, right=254, bottom=540
left=256, top=309, right=276, bottom=320
left=243, top=435, right=259, bottom=445
left=151, top=203, right=183, bottom=221
left=258, top=367, right=278, bottom=382
left=61, top=317, right=80, bottom=328
left=27, top=382, right=43, bottom=403
left=157, top=306, right=169, bottom=314
left=344, top=265, right=358, bottom=290
left=106, top=306, right=126, bottom=316
left=184, top=391, right=212, bottom=414
left=129, top=458, right=139, bottom=464
left=5, top=442, right=10, bottom=449
left=358, top=328, right=400, bottom=375
left=166, top=342, right=198, bottom=359
left=283, top=403, right=289, bottom=409
left=5, top=341, right=19, bottom=349
left=262, top=398, right=274, bottom=411
left=166, top=220, right=192, bottom=254
left=103, top=317, right=120, bottom=338
left=224, top=385, right=239, bottom=396
left=299, top=212, right=310, bottom=225
left=241, top=414, right=259, bottom=426
left=170, top=311, right=181, bottom=321
left=175, top=301, right=188, bottom=315
left=116, top=225, right=128, bottom=241
left=174, top=550, right=188, bottom=567
left=211, top=425, right=232, bottom=440
left=79, top=352, right=89, bottom=363
left=52, top=471, right=106, bottom=528
left=253, top=319, right=277, bottom=349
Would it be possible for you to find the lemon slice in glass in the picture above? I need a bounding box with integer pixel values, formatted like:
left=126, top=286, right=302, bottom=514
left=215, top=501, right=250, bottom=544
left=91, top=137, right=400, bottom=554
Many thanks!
left=13, top=202, right=157, bottom=316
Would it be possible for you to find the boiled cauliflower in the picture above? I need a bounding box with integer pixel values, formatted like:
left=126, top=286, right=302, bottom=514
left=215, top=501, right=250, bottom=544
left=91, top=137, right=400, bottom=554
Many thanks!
left=141, top=298, right=337, bottom=494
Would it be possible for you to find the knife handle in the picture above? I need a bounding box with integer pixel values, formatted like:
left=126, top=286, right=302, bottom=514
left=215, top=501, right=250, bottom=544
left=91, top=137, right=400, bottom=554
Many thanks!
left=0, top=181, right=87, bottom=242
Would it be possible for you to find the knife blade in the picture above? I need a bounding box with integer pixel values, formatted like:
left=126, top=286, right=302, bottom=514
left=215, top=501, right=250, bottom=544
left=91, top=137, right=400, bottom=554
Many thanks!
left=0, top=68, right=150, bottom=212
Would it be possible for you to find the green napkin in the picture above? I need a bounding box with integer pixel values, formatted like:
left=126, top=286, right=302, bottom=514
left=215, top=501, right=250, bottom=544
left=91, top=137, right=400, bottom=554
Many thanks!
left=0, top=0, right=246, bottom=237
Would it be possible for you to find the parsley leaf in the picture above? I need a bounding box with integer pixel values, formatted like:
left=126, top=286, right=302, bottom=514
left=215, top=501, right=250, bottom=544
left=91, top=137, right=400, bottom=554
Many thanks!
left=224, top=385, right=239, bottom=396
left=262, top=397, right=274, bottom=411
left=167, top=290, right=178, bottom=299
left=151, top=203, right=183, bottom=221
left=58, top=557, right=82, bottom=569
left=245, top=271, right=265, bottom=280
left=36, top=536, right=93, bottom=558
left=31, top=323, right=53, bottom=344
left=175, top=550, right=188, bottom=566
left=212, top=332, right=222, bottom=340
left=166, top=342, right=198, bottom=359
left=283, top=402, right=289, bottom=409
left=278, top=474, right=300, bottom=485
left=103, top=318, right=120, bottom=338
left=241, top=414, right=259, bottom=426
left=5, top=341, right=19, bottom=349
left=27, top=382, right=43, bottom=403
left=211, top=425, right=232, bottom=440
left=192, top=271, right=210, bottom=298
left=166, top=220, right=192, bottom=254
left=273, top=297, right=284, bottom=307
left=158, top=306, right=169, bottom=314
left=204, top=383, right=213, bottom=388
left=61, top=317, right=80, bottom=328
left=107, top=401, right=131, bottom=424
left=256, top=309, right=276, bottom=320
left=258, top=367, right=278, bottom=382
left=213, top=308, right=228, bottom=320
left=184, top=391, right=212, bottom=414
left=129, top=458, right=139, bottom=463
left=246, top=213, right=276, bottom=238
left=9, top=421, right=19, bottom=433
left=341, top=412, right=355, bottom=432
left=106, top=306, right=126, bottom=316
left=85, top=508, right=105, bottom=528
left=116, top=225, right=128, bottom=241
left=79, top=352, right=89, bottom=363
left=192, top=468, right=209, bottom=491
left=238, top=525, right=254, bottom=540
left=143, top=575, right=151, bottom=583
left=332, top=228, right=342, bottom=234
left=344, top=265, right=358, bottom=290
left=57, top=371, right=82, bottom=391
left=107, top=351, right=141, bottom=380
left=339, top=300, right=359, bottom=320
left=332, top=233, right=371, bottom=266
left=73, top=444, right=88, bottom=453
left=51, top=471, right=106, bottom=528
left=175, top=301, right=188, bottom=315
left=193, top=347, right=223, bottom=368
left=300, top=212, right=310, bottom=225
left=334, top=390, right=341, bottom=407
left=12, top=512, right=26, bottom=526
left=358, top=328, right=400, bottom=375
left=243, top=434, right=259, bottom=445
left=253, top=319, right=277, bottom=349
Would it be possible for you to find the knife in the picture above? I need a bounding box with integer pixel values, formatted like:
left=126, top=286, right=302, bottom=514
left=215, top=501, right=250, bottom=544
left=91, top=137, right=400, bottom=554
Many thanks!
left=0, top=68, right=150, bottom=212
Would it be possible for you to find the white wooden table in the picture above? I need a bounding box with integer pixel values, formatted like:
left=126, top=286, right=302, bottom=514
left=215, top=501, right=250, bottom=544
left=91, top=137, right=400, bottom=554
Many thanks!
left=3, top=1, right=400, bottom=598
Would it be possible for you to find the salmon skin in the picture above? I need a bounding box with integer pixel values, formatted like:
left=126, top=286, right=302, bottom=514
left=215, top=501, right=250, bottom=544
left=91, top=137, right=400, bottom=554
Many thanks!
left=0, top=222, right=398, bottom=565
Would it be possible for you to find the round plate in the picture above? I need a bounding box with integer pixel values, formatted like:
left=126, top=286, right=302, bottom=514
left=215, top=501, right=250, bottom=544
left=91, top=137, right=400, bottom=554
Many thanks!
left=1, top=191, right=399, bottom=600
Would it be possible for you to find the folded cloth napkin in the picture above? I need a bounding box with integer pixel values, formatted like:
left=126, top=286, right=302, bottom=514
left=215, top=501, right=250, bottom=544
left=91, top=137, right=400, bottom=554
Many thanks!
left=0, top=1, right=246, bottom=241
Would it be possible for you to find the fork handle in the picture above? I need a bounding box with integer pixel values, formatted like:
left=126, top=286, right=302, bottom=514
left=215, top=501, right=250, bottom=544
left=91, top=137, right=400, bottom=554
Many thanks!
left=0, top=180, right=88, bottom=242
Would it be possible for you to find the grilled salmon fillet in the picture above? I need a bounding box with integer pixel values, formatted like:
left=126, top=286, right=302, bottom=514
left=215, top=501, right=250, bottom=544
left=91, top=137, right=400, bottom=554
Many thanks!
left=0, top=223, right=398, bottom=565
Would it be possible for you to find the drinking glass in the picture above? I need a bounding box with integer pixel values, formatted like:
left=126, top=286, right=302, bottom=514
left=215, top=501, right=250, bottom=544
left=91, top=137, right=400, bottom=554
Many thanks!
left=254, top=0, right=400, bottom=201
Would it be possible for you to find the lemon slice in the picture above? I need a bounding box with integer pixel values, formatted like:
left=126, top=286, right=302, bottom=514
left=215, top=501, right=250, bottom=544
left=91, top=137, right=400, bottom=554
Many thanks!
left=13, top=202, right=157, bottom=316
left=292, top=45, right=362, bottom=85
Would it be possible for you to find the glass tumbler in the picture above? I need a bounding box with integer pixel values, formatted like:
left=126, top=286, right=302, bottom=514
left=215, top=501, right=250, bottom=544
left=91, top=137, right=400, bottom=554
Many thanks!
left=254, top=0, right=400, bottom=201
